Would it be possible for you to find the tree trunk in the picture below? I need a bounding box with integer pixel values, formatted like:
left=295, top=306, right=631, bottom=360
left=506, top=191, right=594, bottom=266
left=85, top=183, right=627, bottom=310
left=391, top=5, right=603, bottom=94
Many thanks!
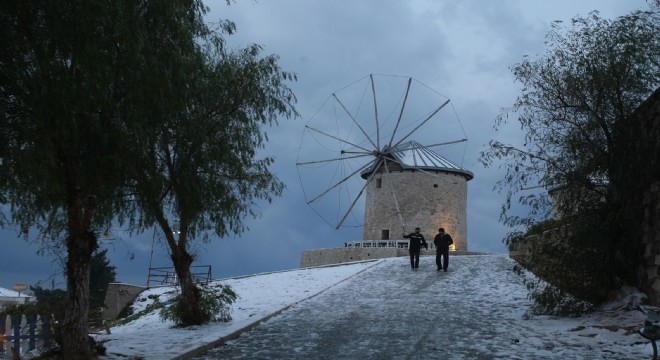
left=171, top=245, right=204, bottom=325
left=60, top=184, right=98, bottom=359
left=156, top=213, right=204, bottom=325
left=61, top=230, right=96, bottom=359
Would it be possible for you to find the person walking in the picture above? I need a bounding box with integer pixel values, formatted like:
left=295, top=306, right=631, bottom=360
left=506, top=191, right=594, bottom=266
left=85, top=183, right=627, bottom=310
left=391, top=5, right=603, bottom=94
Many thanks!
left=434, top=228, right=453, bottom=272
left=403, top=227, right=428, bottom=271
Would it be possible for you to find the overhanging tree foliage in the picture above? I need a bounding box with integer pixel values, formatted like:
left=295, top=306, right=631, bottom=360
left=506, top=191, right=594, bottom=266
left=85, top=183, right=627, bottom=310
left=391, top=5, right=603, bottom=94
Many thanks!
left=0, top=0, right=216, bottom=357
left=480, top=6, right=660, bottom=305
left=1, top=2, right=138, bottom=357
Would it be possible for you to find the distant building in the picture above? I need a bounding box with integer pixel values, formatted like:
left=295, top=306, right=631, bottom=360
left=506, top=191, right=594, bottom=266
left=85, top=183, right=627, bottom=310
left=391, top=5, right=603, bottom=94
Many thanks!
left=361, top=140, right=473, bottom=251
left=547, top=179, right=608, bottom=220
left=0, top=286, right=34, bottom=310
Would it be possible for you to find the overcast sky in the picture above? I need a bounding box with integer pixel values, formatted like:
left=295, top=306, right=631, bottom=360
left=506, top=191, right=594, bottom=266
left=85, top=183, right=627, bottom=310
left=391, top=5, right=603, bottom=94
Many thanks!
left=0, top=0, right=652, bottom=290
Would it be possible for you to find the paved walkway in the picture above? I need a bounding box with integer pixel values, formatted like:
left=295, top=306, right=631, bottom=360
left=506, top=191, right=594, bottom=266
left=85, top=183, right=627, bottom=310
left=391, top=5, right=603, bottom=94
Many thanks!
left=192, top=255, right=646, bottom=359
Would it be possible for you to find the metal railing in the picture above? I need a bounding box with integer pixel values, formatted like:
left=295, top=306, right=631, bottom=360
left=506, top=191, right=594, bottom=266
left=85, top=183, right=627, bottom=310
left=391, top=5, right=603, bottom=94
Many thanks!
left=344, top=240, right=442, bottom=250
left=147, top=265, right=212, bottom=288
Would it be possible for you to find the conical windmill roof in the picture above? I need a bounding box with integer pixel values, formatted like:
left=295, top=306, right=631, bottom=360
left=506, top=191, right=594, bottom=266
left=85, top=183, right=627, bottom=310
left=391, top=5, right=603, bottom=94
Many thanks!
left=362, top=140, right=474, bottom=180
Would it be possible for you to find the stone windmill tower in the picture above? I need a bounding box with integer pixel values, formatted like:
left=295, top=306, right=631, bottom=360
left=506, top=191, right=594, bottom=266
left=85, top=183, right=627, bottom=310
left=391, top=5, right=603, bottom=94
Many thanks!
left=361, top=140, right=473, bottom=251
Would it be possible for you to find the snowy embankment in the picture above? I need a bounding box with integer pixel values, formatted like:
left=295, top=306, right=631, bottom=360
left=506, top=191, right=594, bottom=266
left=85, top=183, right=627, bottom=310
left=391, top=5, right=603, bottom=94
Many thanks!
left=96, top=260, right=380, bottom=359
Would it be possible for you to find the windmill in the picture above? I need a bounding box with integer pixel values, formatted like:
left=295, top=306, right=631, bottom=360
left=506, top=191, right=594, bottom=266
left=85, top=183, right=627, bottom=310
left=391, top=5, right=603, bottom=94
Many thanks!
left=296, top=74, right=472, bottom=248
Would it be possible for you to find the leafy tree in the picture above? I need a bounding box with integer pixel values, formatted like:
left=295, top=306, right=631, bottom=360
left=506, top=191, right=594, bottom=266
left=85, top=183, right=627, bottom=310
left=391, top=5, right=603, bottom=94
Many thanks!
left=480, top=6, right=659, bottom=303
left=90, top=248, right=117, bottom=309
left=31, top=286, right=67, bottom=310
left=1, top=2, right=135, bottom=357
left=159, top=283, right=237, bottom=325
left=0, top=0, right=214, bottom=357
left=127, top=20, right=298, bottom=325
left=29, top=249, right=115, bottom=314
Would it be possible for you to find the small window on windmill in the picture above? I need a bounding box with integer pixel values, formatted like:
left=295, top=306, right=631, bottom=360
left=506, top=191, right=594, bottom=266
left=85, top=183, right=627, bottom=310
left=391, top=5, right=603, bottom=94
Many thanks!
left=381, top=229, right=389, bottom=240
left=376, top=178, right=382, bottom=188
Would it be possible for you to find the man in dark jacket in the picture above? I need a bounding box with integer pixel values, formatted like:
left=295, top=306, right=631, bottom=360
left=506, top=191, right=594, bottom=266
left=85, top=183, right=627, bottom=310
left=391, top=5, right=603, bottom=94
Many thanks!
left=434, top=227, right=453, bottom=272
left=403, top=227, right=428, bottom=271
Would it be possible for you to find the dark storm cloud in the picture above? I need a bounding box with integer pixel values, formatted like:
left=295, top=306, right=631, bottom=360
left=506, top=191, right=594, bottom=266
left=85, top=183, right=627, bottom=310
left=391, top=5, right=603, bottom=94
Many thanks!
left=0, top=0, right=649, bottom=288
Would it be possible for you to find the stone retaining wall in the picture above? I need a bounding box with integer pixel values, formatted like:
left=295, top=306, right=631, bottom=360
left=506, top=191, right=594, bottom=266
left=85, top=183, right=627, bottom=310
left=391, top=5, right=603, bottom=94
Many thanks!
left=300, top=248, right=409, bottom=267
left=630, top=88, right=660, bottom=306
left=103, top=283, right=147, bottom=320
left=510, top=88, right=660, bottom=306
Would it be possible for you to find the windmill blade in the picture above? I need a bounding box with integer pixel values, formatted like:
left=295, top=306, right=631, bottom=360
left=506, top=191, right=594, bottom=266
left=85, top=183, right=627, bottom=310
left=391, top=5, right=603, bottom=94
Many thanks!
left=335, top=158, right=383, bottom=229
left=296, top=152, right=373, bottom=166
left=307, top=158, right=376, bottom=205
left=392, top=99, right=450, bottom=149
left=333, top=93, right=378, bottom=150
left=370, top=74, right=380, bottom=150
left=388, top=77, right=412, bottom=149
left=304, top=125, right=373, bottom=153
left=422, top=139, right=468, bottom=149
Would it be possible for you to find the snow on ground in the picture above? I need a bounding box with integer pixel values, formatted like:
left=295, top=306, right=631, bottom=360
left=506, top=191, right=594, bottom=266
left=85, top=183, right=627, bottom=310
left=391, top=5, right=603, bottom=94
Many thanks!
left=96, top=260, right=380, bottom=359
left=95, top=255, right=656, bottom=359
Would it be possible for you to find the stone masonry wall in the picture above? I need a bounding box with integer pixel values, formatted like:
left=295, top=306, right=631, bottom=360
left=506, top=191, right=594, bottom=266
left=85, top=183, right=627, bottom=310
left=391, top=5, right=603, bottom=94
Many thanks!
left=508, top=226, right=571, bottom=273
left=510, top=88, right=660, bottom=306
left=363, top=170, right=468, bottom=251
left=641, top=182, right=660, bottom=305
left=103, top=283, right=147, bottom=320
left=630, top=88, right=660, bottom=306
left=300, top=248, right=410, bottom=268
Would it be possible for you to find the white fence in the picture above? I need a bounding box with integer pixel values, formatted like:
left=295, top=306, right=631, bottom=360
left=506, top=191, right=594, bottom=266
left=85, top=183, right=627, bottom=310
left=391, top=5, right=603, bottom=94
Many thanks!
left=344, top=240, right=440, bottom=250
left=0, top=312, right=56, bottom=358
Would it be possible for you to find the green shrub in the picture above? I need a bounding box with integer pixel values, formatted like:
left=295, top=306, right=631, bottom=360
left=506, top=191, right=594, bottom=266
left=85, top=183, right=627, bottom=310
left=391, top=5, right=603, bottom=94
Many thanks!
left=523, top=280, right=595, bottom=318
left=159, top=283, right=237, bottom=325
left=114, top=301, right=165, bottom=326
left=513, top=262, right=594, bottom=318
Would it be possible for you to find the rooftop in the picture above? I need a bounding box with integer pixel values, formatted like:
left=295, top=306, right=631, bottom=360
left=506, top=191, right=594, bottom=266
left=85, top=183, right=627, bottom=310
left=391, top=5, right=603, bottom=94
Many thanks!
left=363, top=140, right=474, bottom=180
left=0, top=286, right=30, bottom=298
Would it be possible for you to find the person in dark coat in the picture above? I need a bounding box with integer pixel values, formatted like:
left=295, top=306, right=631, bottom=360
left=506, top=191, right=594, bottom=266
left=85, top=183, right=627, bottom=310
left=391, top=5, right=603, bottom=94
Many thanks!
left=403, top=227, right=428, bottom=271
left=434, top=227, right=453, bottom=272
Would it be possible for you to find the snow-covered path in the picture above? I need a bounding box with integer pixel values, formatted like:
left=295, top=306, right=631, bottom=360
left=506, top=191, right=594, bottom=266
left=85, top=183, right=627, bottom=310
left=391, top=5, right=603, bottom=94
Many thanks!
left=194, top=255, right=647, bottom=359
